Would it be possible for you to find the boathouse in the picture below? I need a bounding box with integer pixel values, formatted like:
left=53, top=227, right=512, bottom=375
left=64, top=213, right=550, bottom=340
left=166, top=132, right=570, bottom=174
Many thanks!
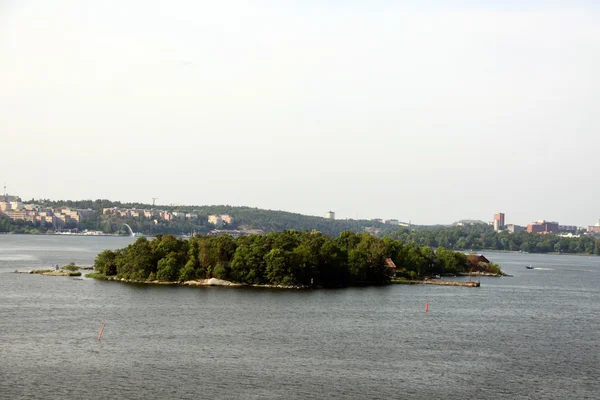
left=384, top=258, right=397, bottom=277
left=467, top=254, right=490, bottom=266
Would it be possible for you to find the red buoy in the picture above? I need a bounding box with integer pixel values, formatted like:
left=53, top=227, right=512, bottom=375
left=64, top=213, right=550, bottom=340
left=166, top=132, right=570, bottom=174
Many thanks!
left=98, top=324, right=105, bottom=341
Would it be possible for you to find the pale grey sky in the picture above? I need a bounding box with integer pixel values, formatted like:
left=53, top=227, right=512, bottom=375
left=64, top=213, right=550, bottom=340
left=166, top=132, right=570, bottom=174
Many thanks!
left=1, top=1, right=599, bottom=226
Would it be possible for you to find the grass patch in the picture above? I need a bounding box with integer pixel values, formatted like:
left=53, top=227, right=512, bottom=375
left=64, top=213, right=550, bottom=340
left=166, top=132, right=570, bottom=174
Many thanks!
left=85, top=272, right=107, bottom=280
left=68, top=271, right=82, bottom=277
left=29, top=269, right=54, bottom=274
left=62, top=265, right=80, bottom=271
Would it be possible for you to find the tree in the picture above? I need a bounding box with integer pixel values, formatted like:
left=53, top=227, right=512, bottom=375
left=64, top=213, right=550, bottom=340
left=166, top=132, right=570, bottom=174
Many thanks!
left=116, top=237, right=157, bottom=279
left=156, top=255, right=180, bottom=281
left=264, top=248, right=290, bottom=284
left=212, top=262, right=227, bottom=280
left=179, top=258, right=197, bottom=281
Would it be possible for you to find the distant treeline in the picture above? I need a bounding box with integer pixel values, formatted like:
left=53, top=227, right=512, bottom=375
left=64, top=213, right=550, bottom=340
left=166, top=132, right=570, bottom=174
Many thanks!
left=93, top=231, right=494, bottom=286
left=385, top=225, right=600, bottom=255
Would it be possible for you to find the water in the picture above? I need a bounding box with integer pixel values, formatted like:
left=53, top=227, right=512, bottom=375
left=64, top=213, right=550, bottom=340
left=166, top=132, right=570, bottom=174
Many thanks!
left=1, top=235, right=599, bottom=399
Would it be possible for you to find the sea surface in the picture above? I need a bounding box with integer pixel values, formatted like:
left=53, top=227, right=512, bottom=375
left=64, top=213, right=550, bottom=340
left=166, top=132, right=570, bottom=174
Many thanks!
left=0, top=235, right=599, bottom=399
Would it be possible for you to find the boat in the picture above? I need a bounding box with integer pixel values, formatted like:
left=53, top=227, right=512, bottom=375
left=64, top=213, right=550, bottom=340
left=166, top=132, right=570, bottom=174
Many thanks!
left=526, top=265, right=534, bottom=269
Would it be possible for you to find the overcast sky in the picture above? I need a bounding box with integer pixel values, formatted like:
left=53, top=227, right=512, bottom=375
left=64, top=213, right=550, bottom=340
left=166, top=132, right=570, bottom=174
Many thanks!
left=1, top=1, right=599, bottom=226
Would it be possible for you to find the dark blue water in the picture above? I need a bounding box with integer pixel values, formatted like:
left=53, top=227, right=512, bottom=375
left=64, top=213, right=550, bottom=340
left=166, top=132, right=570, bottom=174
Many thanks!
left=1, top=236, right=599, bottom=399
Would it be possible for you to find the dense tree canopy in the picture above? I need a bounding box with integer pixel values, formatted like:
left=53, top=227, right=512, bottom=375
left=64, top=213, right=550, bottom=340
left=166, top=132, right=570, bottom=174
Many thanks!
left=93, top=231, right=483, bottom=286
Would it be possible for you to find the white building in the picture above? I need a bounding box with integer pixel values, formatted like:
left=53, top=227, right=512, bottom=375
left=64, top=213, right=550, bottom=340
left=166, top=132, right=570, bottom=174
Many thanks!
left=324, top=211, right=335, bottom=220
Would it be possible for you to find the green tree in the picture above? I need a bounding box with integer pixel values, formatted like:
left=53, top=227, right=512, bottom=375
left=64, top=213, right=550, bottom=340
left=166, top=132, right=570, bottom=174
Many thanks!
left=212, top=262, right=227, bottom=280
left=156, top=256, right=180, bottom=281
left=179, top=258, right=198, bottom=281
left=264, top=248, right=291, bottom=284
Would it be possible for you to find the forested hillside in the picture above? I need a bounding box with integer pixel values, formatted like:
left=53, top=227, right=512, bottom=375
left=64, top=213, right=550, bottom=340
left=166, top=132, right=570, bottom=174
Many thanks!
left=28, top=199, right=389, bottom=236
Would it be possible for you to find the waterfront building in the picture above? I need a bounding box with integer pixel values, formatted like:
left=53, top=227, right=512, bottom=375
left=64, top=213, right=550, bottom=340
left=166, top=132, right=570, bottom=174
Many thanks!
left=2, top=210, right=34, bottom=223
left=526, top=220, right=559, bottom=234
left=207, top=229, right=248, bottom=238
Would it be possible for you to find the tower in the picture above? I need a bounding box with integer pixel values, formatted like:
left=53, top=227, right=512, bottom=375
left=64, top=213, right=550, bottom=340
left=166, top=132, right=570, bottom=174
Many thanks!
left=493, top=213, right=505, bottom=231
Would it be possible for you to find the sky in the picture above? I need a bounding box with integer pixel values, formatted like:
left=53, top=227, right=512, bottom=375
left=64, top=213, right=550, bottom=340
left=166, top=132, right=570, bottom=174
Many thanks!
left=1, top=0, right=599, bottom=226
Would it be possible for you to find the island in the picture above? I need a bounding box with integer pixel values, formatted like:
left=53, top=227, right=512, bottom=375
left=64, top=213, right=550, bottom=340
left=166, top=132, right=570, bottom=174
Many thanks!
left=85, top=231, right=506, bottom=288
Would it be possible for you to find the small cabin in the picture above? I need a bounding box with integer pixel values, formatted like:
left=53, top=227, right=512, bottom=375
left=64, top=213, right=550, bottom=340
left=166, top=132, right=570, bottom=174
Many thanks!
left=467, top=254, right=490, bottom=266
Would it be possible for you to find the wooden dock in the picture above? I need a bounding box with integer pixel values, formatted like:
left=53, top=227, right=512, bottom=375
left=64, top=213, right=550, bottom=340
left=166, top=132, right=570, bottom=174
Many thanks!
left=422, top=280, right=480, bottom=287
left=391, top=279, right=480, bottom=287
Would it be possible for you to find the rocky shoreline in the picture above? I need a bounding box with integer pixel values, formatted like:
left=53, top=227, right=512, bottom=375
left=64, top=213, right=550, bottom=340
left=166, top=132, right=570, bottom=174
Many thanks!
left=99, top=276, right=307, bottom=289
left=20, top=269, right=508, bottom=288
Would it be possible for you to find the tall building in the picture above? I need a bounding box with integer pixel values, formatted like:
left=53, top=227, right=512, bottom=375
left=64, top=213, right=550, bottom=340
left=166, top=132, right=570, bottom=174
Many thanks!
left=493, top=213, right=505, bottom=231
left=324, top=211, right=335, bottom=220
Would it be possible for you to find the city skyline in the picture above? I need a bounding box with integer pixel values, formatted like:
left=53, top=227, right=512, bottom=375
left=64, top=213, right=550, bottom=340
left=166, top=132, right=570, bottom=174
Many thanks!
left=2, top=183, right=598, bottom=228
left=2, top=1, right=599, bottom=227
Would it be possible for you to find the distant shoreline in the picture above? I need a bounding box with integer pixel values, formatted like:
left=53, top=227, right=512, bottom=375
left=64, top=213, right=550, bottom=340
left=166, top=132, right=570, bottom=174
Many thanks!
left=466, top=249, right=597, bottom=257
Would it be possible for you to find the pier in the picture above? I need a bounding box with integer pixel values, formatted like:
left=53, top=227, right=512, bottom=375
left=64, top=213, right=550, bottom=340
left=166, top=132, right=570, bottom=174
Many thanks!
left=422, top=280, right=480, bottom=287
left=391, top=279, right=480, bottom=287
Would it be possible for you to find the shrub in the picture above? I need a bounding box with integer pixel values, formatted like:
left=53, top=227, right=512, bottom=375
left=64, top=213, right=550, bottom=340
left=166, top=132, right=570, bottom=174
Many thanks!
left=85, top=272, right=107, bottom=279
